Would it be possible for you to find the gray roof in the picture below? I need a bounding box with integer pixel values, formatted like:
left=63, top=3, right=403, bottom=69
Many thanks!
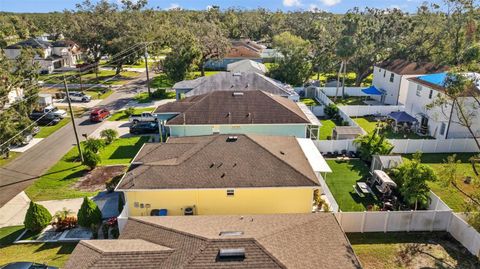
left=65, top=214, right=361, bottom=269
left=173, top=72, right=296, bottom=97
left=6, top=38, right=51, bottom=49
left=227, top=60, right=267, bottom=74
left=117, top=134, right=319, bottom=190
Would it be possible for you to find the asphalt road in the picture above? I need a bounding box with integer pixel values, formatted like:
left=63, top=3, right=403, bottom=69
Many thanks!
left=0, top=74, right=150, bottom=207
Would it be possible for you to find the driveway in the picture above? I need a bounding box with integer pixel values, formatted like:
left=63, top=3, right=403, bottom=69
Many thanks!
left=54, top=99, right=103, bottom=108
left=89, top=121, right=131, bottom=139
left=10, top=138, right=44, bottom=153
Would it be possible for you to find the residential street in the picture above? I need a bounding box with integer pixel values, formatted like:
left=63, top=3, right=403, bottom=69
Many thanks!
left=0, top=73, right=150, bottom=207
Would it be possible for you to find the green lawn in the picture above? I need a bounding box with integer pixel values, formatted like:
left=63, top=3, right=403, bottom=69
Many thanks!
left=300, top=98, right=319, bottom=106
left=0, top=152, right=21, bottom=167
left=35, top=118, right=70, bottom=138
left=325, top=160, right=379, bottom=211
left=0, top=226, right=76, bottom=268
left=149, top=73, right=174, bottom=88
left=134, top=90, right=176, bottom=104
left=190, top=71, right=220, bottom=78
left=25, top=136, right=149, bottom=201
left=334, top=96, right=371, bottom=105
left=353, top=117, right=433, bottom=139
left=403, top=153, right=479, bottom=212
left=348, top=232, right=480, bottom=269
left=84, top=88, right=113, bottom=100
left=108, top=107, right=154, bottom=121
left=319, top=119, right=336, bottom=140
left=39, top=70, right=140, bottom=85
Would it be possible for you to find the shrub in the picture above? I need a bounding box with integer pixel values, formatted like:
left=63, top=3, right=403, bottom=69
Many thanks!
left=313, top=189, right=324, bottom=208
left=110, top=226, right=119, bottom=239
left=354, top=131, right=394, bottom=162
left=83, top=150, right=101, bottom=170
left=118, top=196, right=124, bottom=214
left=100, top=129, right=118, bottom=145
left=24, top=201, right=52, bottom=232
left=105, top=175, right=122, bottom=192
left=52, top=208, right=77, bottom=231
left=77, top=197, right=102, bottom=229
left=124, top=107, right=135, bottom=117
left=324, top=104, right=339, bottom=118
left=83, top=138, right=105, bottom=153
left=102, top=224, right=109, bottom=239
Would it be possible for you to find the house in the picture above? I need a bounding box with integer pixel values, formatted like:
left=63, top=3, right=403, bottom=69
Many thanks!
left=370, top=59, right=448, bottom=105
left=204, top=39, right=264, bottom=70
left=154, top=90, right=319, bottom=138
left=115, top=134, right=333, bottom=217
left=173, top=71, right=299, bottom=101
left=227, top=59, right=268, bottom=74
left=65, top=214, right=361, bottom=269
left=332, top=126, right=364, bottom=140
left=4, top=38, right=81, bottom=73
left=404, top=72, right=480, bottom=139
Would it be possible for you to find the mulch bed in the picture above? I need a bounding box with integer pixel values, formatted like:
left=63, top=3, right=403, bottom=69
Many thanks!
left=74, top=165, right=126, bottom=191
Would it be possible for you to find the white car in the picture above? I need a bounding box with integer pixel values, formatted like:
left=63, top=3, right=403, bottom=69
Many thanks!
left=43, top=105, right=67, bottom=119
left=68, top=92, right=91, bottom=102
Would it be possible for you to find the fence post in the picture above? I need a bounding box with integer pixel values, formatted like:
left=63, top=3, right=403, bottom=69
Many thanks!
left=448, top=139, right=454, bottom=152
left=384, top=211, right=390, bottom=233
left=407, top=210, right=414, bottom=232
left=434, top=139, right=439, bottom=152
left=420, top=139, right=425, bottom=152
left=361, top=211, right=367, bottom=233
left=405, top=139, right=409, bottom=154
left=463, top=139, right=468, bottom=152
left=446, top=212, right=454, bottom=232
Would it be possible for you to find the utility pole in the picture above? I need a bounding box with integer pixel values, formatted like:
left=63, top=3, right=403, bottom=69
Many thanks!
left=63, top=75, right=84, bottom=162
left=144, top=45, right=151, bottom=97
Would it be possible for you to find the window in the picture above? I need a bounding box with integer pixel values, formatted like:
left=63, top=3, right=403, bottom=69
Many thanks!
left=389, top=73, right=394, bottom=83
left=227, top=189, right=235, bottom=196
left=440, top=122, right=446, bottom=136
left=416, top=85, right=422, bottom=97
left=428, top=90, right=433, bottom=99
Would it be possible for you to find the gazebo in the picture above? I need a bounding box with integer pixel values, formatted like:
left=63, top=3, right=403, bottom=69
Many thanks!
left=387, top=111, right=418, bottom=133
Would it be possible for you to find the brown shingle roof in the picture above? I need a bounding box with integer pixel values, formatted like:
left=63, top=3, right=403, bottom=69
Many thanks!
left=376, top=59, right=448, bottom=75
left=117, top=134, right=319, bottom=190
left=66, top=214, right=361, bottom=269
left=154, top=90, right=310, bottom=125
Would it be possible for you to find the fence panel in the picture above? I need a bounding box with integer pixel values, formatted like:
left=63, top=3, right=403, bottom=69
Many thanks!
left=448, top=214, right=480, bottom=257
left=320, top=87, right=369, bottom=97
left=340, top=105, right=405, bottom=117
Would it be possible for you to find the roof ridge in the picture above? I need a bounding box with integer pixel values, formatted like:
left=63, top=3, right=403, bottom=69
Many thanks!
left=129, top=217, right=210, bottom=241
left=245, top=134, right=318, bottom=186
left=251, top=239, right=288, bottom=269
left=258, top=91, right=310, bottom=123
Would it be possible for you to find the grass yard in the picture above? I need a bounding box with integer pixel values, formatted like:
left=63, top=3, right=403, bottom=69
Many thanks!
left=403, top=153, right=479, bottom=212
left=353, top=116, right=433, bottom=139
left=134, top=90, right=176, bottom=103
left=190, top=71, right=220, bottom=78
left=334, top=96, right=371, bottom=106
left=108, top=107, right=154, bottom=121
left=319, top=119, right=336, bottom=140
left=325, top=160, right=379, bottom=211
left=0, top=226, right=76, bottom=268
left=149, top=73, right=174, bottom=88
left=25, top=136, right=149, bottom=201
left=0, top=152, right=21, bottom=167
left=35, top=118, right=70, bottom=138
left=348, top=232, right=480, bottom=269
left=84, top=88, right=113, bottom=100
left=39, top=70, right=140, bottom=85
left=300, top=98, right=319, bottom=106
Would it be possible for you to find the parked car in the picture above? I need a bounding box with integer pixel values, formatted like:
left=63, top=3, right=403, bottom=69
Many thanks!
left=1, top=262, right=58, bottom=269
left=67, top=91, right=91, bottom=102
left=29, top=112, right=61, bottom=126
left=34, top=105, right=67, bottom=119
left=129, top=112, right=157, bottom=123
left=90, top=108, right=110, bottom=122
left=129, top=122, right=159, bottom=134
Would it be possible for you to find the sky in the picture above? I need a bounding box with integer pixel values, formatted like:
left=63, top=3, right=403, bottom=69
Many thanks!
left=0, top=0, right=443, bottom=13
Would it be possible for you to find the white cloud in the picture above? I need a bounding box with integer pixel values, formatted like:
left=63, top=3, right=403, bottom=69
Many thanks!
left=166, top=3, right=180, bottom=10
left=283, top=0, right=302, bottom=7
left=309, top=4, right=320, bottom=12
left=319, top=0, right=341, bottom=7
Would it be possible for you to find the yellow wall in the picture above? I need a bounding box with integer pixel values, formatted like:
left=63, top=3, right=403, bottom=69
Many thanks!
left=125, top=188, right=314, bottom=216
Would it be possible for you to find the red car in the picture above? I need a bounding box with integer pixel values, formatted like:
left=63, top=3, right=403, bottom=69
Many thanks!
left=90, top=108, right=110, bottom=122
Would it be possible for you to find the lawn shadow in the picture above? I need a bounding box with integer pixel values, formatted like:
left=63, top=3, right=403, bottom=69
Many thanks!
left=34, top=242, right=77, bottom=254
left=60, top=169, right=88, bottom=181
left=41, top=164, right=84, bottom=178
left=0, top=227, right=24, bottom=246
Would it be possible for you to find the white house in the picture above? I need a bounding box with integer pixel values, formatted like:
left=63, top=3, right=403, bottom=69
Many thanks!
left=405, top=72, right=480, bottom=139
left=371, top=59, right=448, bottom=105
left=4, top=38, right=81, bottom=74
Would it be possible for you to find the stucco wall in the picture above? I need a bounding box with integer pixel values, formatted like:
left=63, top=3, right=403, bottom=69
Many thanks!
left=168, top=124, right=307, bottom=138
left=372, top=66, right=402, bottom=105
left=125, top=187, right=314, bottom=216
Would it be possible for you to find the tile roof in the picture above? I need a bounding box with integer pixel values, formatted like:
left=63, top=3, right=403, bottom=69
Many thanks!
left=117, top=134, right=319, bottom=190
left=66, top=214, right=361, bottom=269
left=172, top=72, right=296, bottom=96
left=376, top=59, right=448, bottom=75
left=154, top=90, right=310, bottom=125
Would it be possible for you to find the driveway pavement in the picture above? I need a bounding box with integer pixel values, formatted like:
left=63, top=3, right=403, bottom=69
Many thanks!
left=0, top=73, right=151, bottom=208
left=10, top=138, right=44, bottom=153
left=54, top=99, right=103, bottom=108
left=89, top=121, right=131, bottom=139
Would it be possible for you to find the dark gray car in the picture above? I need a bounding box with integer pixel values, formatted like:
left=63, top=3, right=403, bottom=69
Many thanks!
left=1, top=262, right=58, bottom=269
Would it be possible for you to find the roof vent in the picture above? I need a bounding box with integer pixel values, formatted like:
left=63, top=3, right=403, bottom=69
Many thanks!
left=226, top=136, right=238, bottom=142
left=217, top=248, right=246, bottom=262
left=219, top=231, right=244, bottom=237
left=280, top=151, right=285, bottom=155
left=232, top=92, right=244, bottom=96
left=233, top=72, right=242, bottom=77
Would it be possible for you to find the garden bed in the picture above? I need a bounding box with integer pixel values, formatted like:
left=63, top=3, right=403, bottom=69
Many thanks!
left=73, top=165, right=127, bottom=191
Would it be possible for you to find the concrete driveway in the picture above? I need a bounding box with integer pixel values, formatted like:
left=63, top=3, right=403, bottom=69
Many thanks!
left=54, top=99, right=103, bottom=108
left=89, top=121, right=131, bottom=139
left=10, top=138, right=44, bottom=153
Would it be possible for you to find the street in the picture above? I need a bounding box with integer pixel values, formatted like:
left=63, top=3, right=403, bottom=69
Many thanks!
left=0, top=74, right=150, bottom=207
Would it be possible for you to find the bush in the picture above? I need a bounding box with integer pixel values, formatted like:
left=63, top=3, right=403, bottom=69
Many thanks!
left=124, top=107, right=135, bottom=117
left=110, top=226, right=119, bottom=239
left=118, top=196, right=124, bottom=214
left=105, top=175, right=122, bottom=192
left=324, top=104, right=339, bottom=119
left=83, top=138, right=105, bottom=153
left=77, top=197, right=102, bottom=229
left=102, top=224, right=109, bottom=239
left=83, top=150, right=101, bottom=170
left=100, top=129, right=118, bottom=145
left=24, top=201, right=52, bottom=232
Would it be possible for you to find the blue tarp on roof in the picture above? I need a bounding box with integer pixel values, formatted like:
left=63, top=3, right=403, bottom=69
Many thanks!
left=417, top=72, right=447, bottom=87
left=361, top=85, right=383, bottom=95
left=388, top=111, right=418, bottom=123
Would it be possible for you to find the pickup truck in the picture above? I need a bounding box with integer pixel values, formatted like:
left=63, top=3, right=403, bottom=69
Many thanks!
left=129, top=112, right=157, bottom=123
left=30, top=106, right=67, bottom=120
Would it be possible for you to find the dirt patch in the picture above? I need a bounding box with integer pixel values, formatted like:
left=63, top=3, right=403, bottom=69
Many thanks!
left=74, top=165, right=126, bottom=191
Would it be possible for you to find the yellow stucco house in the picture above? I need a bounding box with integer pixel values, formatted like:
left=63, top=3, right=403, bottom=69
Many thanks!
left=116, top=134, right=325, bottom=217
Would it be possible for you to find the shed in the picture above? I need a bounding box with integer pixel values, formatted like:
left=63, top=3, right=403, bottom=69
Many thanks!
left=332, top=126, right=363, bottom=140
left=37, top=93, right=53, bottom=108
left=371, top=155, right=403, bottom=172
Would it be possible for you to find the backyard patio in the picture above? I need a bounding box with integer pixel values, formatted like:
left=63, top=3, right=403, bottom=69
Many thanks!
left=353, top=116, right=434, bottom=139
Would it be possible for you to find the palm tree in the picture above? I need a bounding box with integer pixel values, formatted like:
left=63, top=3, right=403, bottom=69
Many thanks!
left=334, top=36, right=355, bottom=101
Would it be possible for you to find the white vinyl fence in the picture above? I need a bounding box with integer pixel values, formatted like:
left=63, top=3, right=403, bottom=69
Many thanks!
left=448, top=214, right=480, bottom=257
left=339, top=105, right=405, bottom=117
left=320, top=87, right=370, bottom=97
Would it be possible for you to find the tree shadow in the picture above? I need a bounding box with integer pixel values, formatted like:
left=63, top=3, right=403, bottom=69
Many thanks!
left=0, top=227, right=24, bottom=246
